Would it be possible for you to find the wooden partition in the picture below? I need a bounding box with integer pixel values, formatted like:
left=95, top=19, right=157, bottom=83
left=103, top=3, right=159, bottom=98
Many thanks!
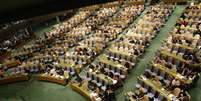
left=101, top=1, right=123, bottom=8
left=163, top=0, right=187, bottom=4
left=124, top=0, right=145, bottom=5
left=36, top=74, right=67, bottom=85
left=69, top=81, right=95, bottom=101
left=0, top=75, right=29, bottom=85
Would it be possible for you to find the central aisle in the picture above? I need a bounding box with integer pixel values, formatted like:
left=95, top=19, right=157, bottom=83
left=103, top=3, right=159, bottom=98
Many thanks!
left=115, top=5, right=186, bottom=101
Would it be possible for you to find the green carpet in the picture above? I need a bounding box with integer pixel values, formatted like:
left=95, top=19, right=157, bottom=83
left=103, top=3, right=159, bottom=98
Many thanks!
left=189, top=78, right=201, bottom=100
left=0, top=78, right=86, bottom=101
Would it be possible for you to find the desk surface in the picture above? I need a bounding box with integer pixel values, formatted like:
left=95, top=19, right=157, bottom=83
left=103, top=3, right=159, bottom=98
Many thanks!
left=12, top=51, right=33, bottom=57
left=138, top=76, right=177, bottom=101
left=153, top=63, right=192, bottom=84
left=161, top=50, right=188, bottom=63
left=171, top=43, right=194, bottom=51
left=2, top=60, right=21, bottom=68
left=36, top=74, right=67, bottom=85
left=21, top=62, right=45, bottom=69
left=99, top=55, right=128, bottom=73
left=89, top=71, right=114, bottom=85
left=161, top=50, right=201, bottom=68
left=109, top=47, right=134, bottom=58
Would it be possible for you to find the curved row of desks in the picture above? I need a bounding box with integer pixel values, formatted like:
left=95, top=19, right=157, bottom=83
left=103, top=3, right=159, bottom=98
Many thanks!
left=0, top=74, right=67, bottom=85
left=0, top=75, right=29, bottom=85
left=36, top=74, right=67, bottom=85
left=69, top=81, right=95, bottom=101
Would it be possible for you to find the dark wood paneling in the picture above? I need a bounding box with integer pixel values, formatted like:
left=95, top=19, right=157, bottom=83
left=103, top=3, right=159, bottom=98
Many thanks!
left=0, top=0, right=115, bottom=23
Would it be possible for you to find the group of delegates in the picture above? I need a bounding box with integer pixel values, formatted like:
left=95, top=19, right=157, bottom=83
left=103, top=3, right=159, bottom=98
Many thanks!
left=173, top=8, right=201, bottom=49
left=0, top=1, right=127, bottom=83
left=133, top=4, right=174, bottom=39
left=79, top=3, right=175, bottom=101
left=11, top=3, right=108, bottom=61
left=17, top=5, right=100, bottom=59
left=44, top=6, right=97, bottom=39
left=0, top=58, right=27, bottom=79
left=83, top=3, right=146, bottom=90
left=126, top=4, right=201, bottom=101
left=41, top=8, right=96, bottom=50
left=66, top=2, right=122, bottom=70
left=0, top=29, right=31, bottom=54
left=0, top=65, right=27, bottom=79
left=19, top=2, right=120, bottom=63
left=0, top=20, right=24, bottom=30
left=52, top=5, right=119, bottom=49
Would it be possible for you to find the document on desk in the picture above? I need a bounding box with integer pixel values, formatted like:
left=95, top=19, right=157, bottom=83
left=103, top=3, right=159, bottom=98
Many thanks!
left=176, top=73, right=183, bottom=79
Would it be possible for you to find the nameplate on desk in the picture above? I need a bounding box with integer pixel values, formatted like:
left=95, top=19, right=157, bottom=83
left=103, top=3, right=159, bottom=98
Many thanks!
left=141, top=76, right=147, bottom=80
left=176, top=73, right=183, bottom=79
left=116, top=64, right=122, bottom=67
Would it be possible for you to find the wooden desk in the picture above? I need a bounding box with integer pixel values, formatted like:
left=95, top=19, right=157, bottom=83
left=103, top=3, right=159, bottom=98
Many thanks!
left=108, top=48, right=135, bottom=58
left=52, top=61, right=81, bottom=74
left=77, top=44, right=101, bottom=54
left=170, top=43, right=194, bottom=52
left=36, top=74, right=67, bottom=85
left=99, top=55, right=128, bottom=74
left=81, top=4, right=100, bottom=11
left=0, top=75, right=29, bottom=85
left=164, top=0, right=187, bottom=4
left=67, top=55, right=91, bottom=63
left=69, top=82, right=95, bottom=101
left=138, top=76, right=178, bottom=101
left=101, top=1, right=123, bottom=8
left=161, top=50, right=190, bottom=64
left=110, top=17, right=128, bottom=22
left=125, top=91, right=137, bottom=101
left=22, top=59, right=81, bottom=73
left=117, top=42, right=144, bottom=49
left=124, top=0, right=145, bottom=5
left=51, top=60, right=74, bottom=68
left=2, top=60, right=21, bottom=68
left=153, top=63, right=192, bottom=84
left=12, top=51, right=33, bottom=58
left=89, top=72, right=114, bottom=85
left=21, top=62, right=45, bottom=70
left=161, top=50, right=201, bottom=68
